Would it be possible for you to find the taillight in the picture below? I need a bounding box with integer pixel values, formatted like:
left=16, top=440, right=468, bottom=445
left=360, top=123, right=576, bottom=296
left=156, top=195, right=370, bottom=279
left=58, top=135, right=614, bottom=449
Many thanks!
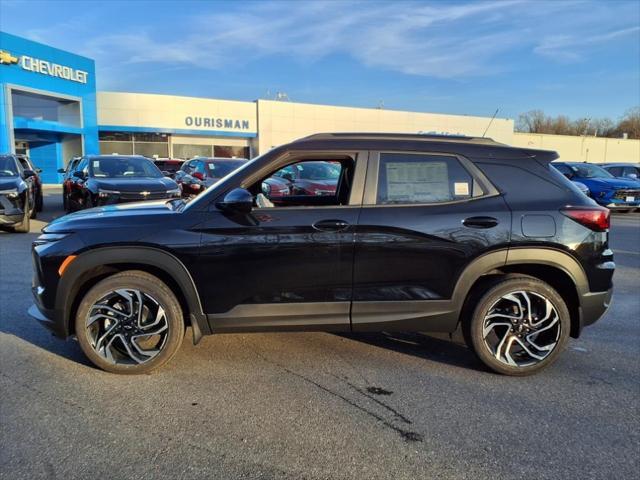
left=561, top=206, right=610, bottom=232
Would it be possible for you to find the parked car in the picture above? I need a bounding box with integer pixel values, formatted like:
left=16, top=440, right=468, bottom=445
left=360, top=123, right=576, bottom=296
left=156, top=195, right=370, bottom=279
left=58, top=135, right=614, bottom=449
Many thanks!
left=552, top=161, right=640, bottom=212
left=0, top=154, right=38, bottom=232
left=16, top=154, right=43, bottom=212
left=64, top=155, right=181, bottom=211
left=598, top=162, right=640, bottom=180
left=30, top=133, right=614, bottom=376
left=572, top=181, right=590, bottom=197
left=175, top=157, right=247, bottom=197
left=58, top=156, right=82, bottom=212
left=153, top=158, right=184, bottom=179
left=271, top=160, right=340, bottom=196
left=261, top=176, right=291, bottom=198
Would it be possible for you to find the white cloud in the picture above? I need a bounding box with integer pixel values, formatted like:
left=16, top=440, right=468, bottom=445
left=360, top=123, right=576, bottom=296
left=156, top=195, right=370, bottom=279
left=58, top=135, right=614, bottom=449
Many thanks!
left=9, top=0, right=640, bottom=86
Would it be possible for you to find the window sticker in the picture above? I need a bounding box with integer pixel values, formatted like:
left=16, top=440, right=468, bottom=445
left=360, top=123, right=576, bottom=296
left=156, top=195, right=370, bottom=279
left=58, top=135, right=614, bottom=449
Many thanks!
left=385, top=161, right=449, bottom=203
left=454, top=182, right=470, bottom=196
left=93, top=161, right=100, bottom=168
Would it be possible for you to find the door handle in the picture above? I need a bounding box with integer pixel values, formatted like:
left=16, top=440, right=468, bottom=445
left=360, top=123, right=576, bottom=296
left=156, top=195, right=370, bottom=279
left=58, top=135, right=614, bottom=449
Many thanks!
left=463, top=216, right=499, bottom=229
left=312, top=219, right=350, bottom=232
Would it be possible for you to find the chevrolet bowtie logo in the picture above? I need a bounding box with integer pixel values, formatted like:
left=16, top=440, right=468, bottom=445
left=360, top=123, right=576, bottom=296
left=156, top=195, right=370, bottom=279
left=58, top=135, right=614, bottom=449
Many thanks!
left=0, top=50, right=19, bottom=65
left=140, top=191, right=151, bottom=197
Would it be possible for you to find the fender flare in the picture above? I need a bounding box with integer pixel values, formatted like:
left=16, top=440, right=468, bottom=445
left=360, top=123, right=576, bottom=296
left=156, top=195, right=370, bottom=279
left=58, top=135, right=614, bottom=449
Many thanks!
left=56, top=246, right=210, bottom=340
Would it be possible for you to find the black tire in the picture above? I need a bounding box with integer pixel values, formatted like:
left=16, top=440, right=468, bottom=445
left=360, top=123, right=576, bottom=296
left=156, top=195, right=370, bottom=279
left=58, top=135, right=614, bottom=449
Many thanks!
left=75, top=270, right=185, bottom=374
left=36, top=190, right=43, bottom=212
left=12, top=197, right=31, bottom=233
left=30, top=194, right=37, bottom=219
left=464, top=276, right=570, bottom=376
left=63, top=192, right=68, bottom=212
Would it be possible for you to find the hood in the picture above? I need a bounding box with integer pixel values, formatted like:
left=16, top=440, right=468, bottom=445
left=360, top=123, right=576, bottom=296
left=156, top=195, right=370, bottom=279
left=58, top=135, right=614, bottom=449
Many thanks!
left=91, top=177, right=177, bottom=192
left=0, top=176, right=22, bottom=191
left=580, top=177, right=640, bottom=189
left=44, top=200, right=181, bottom=233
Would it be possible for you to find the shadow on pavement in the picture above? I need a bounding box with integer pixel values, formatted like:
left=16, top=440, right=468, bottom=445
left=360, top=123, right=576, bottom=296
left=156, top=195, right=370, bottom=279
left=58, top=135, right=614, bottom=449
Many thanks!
left=336, top=331, right=485, bottom=372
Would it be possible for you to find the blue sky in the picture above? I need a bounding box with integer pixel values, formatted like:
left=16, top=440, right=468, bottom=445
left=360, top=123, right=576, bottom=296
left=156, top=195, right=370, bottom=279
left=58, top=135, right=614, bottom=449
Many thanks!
left=1, top=0, right=639, bottom=121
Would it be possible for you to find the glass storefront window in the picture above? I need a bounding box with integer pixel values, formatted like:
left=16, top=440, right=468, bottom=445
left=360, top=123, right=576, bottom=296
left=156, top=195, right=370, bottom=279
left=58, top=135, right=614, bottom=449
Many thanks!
left=214, top=145, right=249, bottom=159
left=99, top=131, right=132, bottom=141
left=99, top=141, right=133, bottom=155
left=133, top=133, right=170, bottom=142
left=134, top=142, right=169, bottom=158
left=173, top=144, right=212, bottom=159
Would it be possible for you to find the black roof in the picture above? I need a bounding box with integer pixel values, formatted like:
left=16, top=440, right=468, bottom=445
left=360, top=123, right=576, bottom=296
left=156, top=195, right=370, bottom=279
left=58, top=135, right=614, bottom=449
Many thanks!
left=285, top=132, right=559, bottom=163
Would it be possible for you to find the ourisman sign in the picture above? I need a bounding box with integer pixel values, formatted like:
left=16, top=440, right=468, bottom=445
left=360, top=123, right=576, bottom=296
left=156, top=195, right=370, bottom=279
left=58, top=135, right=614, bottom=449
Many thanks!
left=185, top=116, right=251, bottom=130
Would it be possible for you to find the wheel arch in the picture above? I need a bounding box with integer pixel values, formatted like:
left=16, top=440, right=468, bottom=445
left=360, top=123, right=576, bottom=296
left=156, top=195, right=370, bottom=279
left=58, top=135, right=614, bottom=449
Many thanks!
left=454, top=247, right=588, bottom=338
left=56, top=246, right=209, bottom=340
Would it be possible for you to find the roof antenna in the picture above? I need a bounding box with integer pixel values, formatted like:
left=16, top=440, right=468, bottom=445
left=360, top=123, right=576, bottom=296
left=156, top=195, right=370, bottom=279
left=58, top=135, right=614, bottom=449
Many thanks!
left=482, top=108, right=499, bottom=137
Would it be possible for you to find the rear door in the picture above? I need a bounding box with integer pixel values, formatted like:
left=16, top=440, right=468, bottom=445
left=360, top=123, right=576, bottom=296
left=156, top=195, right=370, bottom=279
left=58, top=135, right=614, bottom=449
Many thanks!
left=352, top=150, right=511, bottom=331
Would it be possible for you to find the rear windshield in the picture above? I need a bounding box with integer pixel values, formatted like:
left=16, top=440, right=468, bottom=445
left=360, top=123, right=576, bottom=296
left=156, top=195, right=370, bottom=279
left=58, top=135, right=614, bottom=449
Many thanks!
left=0, top=156, right=19, bottom=177
left=90, top=156, right=162, bottom=178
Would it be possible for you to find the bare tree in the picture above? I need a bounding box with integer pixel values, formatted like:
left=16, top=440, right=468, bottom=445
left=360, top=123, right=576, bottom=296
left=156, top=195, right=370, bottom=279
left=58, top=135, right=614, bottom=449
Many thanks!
left=516, top=107, right=639, bottom=139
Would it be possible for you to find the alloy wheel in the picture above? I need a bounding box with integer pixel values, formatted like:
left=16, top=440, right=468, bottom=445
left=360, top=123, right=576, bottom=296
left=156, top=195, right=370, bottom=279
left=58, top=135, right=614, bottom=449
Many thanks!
left=481, top=290, right=561, bottom=368
left=86, top=289, right=169, bottom=365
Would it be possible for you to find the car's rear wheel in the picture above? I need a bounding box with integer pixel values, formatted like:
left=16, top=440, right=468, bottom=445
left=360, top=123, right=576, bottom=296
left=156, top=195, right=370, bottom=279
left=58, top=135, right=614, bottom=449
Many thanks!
left=75, top=271, right=184, bottom=374
left=36, top=190, right=43, bottom=212
left=465, top=276, right=570, bottom=376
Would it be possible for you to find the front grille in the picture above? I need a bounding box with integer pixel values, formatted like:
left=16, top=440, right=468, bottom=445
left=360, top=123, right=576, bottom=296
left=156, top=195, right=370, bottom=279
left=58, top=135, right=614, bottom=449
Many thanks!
left=613, top=189, right=640, bottom=200
left=118, top=191, right=168, bottom=201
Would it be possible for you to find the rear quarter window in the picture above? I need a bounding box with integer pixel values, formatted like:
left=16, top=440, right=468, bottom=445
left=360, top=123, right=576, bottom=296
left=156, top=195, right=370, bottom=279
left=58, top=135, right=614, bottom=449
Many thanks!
left=376, top=153, right=476, bottom=205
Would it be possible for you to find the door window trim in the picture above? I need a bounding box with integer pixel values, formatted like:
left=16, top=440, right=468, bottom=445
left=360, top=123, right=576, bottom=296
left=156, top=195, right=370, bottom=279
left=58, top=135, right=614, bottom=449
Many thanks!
left=362, top=150, right=499, bottom=207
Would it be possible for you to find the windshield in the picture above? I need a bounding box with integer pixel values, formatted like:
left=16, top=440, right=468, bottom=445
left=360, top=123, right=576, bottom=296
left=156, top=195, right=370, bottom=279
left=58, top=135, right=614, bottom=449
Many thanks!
left=0, top=156, right=19, bottom=177
left=207, top=160, right=247, bottom=178
left=569, top=163, right=614, bottom=179
left=90, top=156, right=163, bottom=178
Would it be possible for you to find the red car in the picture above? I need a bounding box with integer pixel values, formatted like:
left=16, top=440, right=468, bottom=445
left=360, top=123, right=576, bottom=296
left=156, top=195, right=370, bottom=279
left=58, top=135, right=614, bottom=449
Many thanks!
left=153, top=158, right=184, bottom=179
left=58, top=156, right=82, bottom=212
left=261, top=176, right=290, bottom=197
left=272, top=161, right=339, bottom=196
left=175, top=157, right=248, bottom=198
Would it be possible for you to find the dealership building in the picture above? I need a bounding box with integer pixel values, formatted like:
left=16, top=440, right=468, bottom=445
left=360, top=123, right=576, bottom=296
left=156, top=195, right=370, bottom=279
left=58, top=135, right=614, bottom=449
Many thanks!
left=2, top=31, right=639, bottom=184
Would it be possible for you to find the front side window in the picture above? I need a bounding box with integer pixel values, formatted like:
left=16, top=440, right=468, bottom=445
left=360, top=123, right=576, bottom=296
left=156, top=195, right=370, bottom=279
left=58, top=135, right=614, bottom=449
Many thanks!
left=569, top=163, right=613, bottom=179
left=254, top=158, right=353, bottom=207
left=376, top=153, right=474, bottom=205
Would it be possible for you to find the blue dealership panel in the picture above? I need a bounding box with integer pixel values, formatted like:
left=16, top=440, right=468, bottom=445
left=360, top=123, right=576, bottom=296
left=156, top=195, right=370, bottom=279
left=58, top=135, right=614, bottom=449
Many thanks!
left=0, top=31, right=99, bottom=183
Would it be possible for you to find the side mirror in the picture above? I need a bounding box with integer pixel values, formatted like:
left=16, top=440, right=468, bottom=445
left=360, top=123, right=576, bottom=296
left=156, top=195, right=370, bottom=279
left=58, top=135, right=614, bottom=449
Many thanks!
left=22, top=169, right=36, bottom=179
left=35, top=168, right=42, bottom=173
left=217, top=188, right=253, bottom=214
left=57, top=168, right=66, bottom=174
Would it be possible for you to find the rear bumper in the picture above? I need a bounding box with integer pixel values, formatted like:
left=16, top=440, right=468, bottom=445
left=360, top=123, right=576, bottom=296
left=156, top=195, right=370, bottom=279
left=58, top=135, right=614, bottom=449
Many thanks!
left=579, top=287, right=613, bottom=332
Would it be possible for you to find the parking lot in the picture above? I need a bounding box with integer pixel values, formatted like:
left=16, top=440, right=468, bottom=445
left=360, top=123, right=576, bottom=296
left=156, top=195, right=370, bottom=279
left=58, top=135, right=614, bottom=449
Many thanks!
left=1, top=188, right=638, bottom=479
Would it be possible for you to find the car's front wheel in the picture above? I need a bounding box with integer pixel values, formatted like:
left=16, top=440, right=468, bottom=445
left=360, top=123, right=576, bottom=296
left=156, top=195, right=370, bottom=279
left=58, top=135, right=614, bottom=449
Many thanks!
left=465, top=276, right=570, bottom=376
left=75, top=271, right=185, bottom=374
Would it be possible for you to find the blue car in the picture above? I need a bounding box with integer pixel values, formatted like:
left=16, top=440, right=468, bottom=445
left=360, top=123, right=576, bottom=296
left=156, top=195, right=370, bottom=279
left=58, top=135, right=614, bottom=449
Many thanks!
left=552, top=162, right=640, bottom=212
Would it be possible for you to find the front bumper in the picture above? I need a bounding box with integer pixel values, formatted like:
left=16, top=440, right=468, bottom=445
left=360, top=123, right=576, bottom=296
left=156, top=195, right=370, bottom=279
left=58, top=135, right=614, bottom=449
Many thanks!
left=0, top=212, right=23, bottom=226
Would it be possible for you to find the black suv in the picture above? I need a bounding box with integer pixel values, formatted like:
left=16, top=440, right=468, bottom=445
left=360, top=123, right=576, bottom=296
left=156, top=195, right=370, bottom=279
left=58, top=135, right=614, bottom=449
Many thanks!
left=0, top=154, right=38, bottom=233
left=29, top=134, right=614, bottom=375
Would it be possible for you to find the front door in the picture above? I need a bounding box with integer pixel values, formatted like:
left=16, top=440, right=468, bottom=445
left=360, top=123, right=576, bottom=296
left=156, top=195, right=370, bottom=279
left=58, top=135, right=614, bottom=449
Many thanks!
left=352, top=151, right=511, bottom=332
left=195, top=153, right=367, bottom=332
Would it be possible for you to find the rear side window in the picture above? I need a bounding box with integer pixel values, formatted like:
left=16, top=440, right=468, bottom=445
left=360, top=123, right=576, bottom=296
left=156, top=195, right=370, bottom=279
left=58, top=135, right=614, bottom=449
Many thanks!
left=376, top=153, right=474, bottom=205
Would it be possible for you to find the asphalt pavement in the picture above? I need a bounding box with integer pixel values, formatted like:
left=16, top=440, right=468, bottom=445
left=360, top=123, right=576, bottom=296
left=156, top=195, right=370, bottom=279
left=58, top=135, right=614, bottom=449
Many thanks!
left=1, top=188, right=639, bottom=479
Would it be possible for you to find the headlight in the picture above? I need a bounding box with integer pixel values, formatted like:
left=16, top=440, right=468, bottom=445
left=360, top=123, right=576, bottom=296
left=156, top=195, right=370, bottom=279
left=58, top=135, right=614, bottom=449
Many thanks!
left=98, top=188, right=120, bottom=198
left=167, top=188, right=181, bottom=197
left=34, top=233, right=69, bottom=245
left=0, top=189, right=19, bottom=199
